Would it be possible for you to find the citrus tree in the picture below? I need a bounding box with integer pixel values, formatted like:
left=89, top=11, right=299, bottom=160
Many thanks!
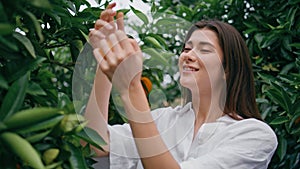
left=0, top=0, right=106, bottom=168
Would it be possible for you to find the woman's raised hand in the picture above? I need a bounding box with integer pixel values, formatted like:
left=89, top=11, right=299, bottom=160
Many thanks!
left=89, top=2, right=124, bottom=49
left=93, top=30, right=143, bottom=93
left=90, top=3, right=142, bottom=93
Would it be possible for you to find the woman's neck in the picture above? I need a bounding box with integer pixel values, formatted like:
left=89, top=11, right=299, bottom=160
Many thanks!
left=191, top=90, right=224, bottom=125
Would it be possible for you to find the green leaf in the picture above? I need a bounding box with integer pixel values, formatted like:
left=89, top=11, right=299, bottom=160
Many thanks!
left=13, top=32, right=36, bottom=58
left=277, top=136, right=287, bottom=161
left=254, top=33, right=264, bottom=48
left=26, top=130, right=52, bottom=143
left=3, top=107, right=63, bottom=130
left=0, top=1, right=8, bottom=22
left=26, top=82, right=47, bottom=96
left=143, top=48, right=169, bottom=67
left=270, top=116, right=289, bottom=125
left=148, top=34, right=168, bottom=49
left=257, top=72, right=277, bottom=82
left=256, top=98, right=269, bottom=104
left=289, top=109, right=300, bottom=129
left=16, top=115, right=64, bottom=134
left=58, top=92, right=72, bottom=109
left=6, top=57, right=46, bottom=83
left=290, top=126, right=300, bottom=135
left=150, top=1, right=157, bottom=13
left=22, top=10, right=44, bottom=42
left=0, top=122, right=7, bottom=131
left=287, top=6, right=297, bottom=30
left=144, top=36, right=162, bottom=49
left=156, top=18, right=181, bottom=26
left=46, top=12, right=61, bottom=25
left=289, top=43, right=300, bottom=49
left=282, top=36, right=292, bottom=51
left=268, top=82, right=292, bottom=114
left=44, top=161, right=63, bottom=169
left=0, top=73, right=29, bottom=120
left=0, top=35, right=18, bottom=52
left=280, top=62, right=295, bottom=74
left=292, top=100, right=300, bottom=116
left=74, top=127, right=106, bottom=151
left=0, top=23, right=13, bottom=35
left=29, top=0, right=51, bottom=9
left=130, top=6, right=149, bottom=25
left=261, top=33, right=278, bottom=48
left=64, top=142, right=89, bottom=169
left=0, top=132, right=45, bottom=169
left=0, top=74, right=8, bottom=89
left=117, top=9, right=130, bottom=15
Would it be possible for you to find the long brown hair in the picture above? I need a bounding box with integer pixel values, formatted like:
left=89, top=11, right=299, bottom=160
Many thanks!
left=182, top=20, right=262, bottom=120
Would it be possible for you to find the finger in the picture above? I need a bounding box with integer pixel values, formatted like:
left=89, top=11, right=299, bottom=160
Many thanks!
left=129, top=39, right=141, bottom=52
left=106, top=2, right=116, bottom=10
left=99, top=57, right=112, bottom=80
left=99, top=39, right=111, bottom=56
left=93, top=48, right=105, bottom=64
left=104, top=3, right=117, bottom=22
left=100, top=9, right=116, bottom=22
left=89, top=30, right=105, bottom=48
left=89, top=29, right=105, bottom=39
left=99, top=39, right=117, bottom=66
left=115, top=30, right=134, bottom=52
left=108, top=34, right=122, bottom=55
left=94, top=19, right=115, bottom=36
left=94, top=30, right=105, bottom=39
left=116, top=12, right=124, bottom=31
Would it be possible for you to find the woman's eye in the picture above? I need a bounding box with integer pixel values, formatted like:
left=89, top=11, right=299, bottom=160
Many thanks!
left=200, top=49, right=212, bottom=53
left=183, top=48, right=191, bottom=52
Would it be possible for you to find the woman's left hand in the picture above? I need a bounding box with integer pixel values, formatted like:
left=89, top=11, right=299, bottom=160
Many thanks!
left=93, top=30, right=143, bottom=94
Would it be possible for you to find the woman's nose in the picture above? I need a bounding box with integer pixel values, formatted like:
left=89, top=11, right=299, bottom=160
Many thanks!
left=180, top=50, right=197, bottom=62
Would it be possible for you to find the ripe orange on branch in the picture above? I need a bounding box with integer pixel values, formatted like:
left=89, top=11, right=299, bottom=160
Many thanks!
left=141, top=76, right=152, bottom=95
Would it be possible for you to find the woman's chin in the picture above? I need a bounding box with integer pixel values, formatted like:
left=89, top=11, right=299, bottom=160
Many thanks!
left=179, top=79, right=198, bottom=90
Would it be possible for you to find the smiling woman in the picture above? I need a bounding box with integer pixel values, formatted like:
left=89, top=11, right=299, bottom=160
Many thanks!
left=85, top=3, right=278, bottom=169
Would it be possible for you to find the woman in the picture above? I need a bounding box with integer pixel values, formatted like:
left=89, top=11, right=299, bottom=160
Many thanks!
left=85, top=3, right=277, bottom=169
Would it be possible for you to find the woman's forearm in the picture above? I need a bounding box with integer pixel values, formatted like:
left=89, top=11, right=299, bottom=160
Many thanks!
left=84, top=67, right=112, bottom=156
left=120, top=82, right=180, bottom=169
left=94, top=67, right=112, bottom=120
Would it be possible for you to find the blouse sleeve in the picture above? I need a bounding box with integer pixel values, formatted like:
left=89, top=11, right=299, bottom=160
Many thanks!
left=108, top=123, right=140, bottom=169
left=179, top=119, right=278, bottom=169
left=108, top=106, right=177, bottom=169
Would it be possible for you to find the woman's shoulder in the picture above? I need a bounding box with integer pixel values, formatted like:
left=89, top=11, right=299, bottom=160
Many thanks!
left=233, top=118, right=276, bottom=135
left=220, top=116, right=278, bottom=147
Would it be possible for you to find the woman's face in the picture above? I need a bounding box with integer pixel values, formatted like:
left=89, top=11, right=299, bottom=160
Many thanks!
left=179, top=28, right=224, bottom=94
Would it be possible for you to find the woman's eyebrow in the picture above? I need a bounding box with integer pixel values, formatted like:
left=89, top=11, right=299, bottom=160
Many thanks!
left=198, top=41, right=215, bottom=48
left=186, top=40, right=215, bottom=48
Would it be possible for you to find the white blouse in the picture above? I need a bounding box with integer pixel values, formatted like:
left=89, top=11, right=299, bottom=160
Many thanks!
left=108, top=103, right=278, bottom=169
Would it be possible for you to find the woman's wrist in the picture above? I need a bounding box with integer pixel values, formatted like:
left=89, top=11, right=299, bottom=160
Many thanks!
left=118, top=79, right=153, bottom=123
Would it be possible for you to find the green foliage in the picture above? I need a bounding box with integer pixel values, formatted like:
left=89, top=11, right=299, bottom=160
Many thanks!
left=0, top=0, right=299, bottom=168
left=0, top=0, right=107, bottom=168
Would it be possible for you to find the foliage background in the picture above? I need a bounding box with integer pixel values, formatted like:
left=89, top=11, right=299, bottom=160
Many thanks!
left=0, top=0, right=299, bottom=168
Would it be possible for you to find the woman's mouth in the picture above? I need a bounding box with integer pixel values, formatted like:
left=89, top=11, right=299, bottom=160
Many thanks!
left=183, top=65, right=199, bottom=72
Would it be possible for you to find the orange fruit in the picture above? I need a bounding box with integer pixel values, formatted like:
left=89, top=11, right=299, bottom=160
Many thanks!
left=141, top=76, right=152, bottom=95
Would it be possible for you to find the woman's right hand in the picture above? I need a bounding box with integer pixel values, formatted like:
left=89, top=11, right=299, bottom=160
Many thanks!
left=88, top=2, right=124, bottom=51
